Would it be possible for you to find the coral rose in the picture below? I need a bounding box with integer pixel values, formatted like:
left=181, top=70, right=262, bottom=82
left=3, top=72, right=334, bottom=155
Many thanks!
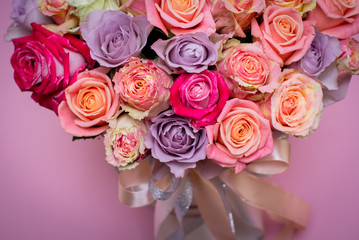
left=206, top=98, right=273, bottom=173
left=58, top=68, right=121, bottom=137
left=145, top=0, right=216, bottom=36
left=251, top=5, right=315, bottom=66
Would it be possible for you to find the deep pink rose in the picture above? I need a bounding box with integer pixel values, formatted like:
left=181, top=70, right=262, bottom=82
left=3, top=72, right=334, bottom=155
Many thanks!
left=145, top=0, right=216, bottom=36
left=10, top=23, right=94, bottom=114
left=206, top=98, right=273, bottom=173
left=170, top=70, right=230, bottom=129
left=307, top=0, right=359, bottom=39
left=58, top=68, right=121, bottom=137
left=251, top=5, right=315, bottom=66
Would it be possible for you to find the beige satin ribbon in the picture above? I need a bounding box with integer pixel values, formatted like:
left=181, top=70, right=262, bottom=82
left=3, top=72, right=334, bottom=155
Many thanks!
left=245, top=137, right=290, bottom=176
left=190, top=169, right=237, bottom=240
left=219, top=170, right=311, bottom=236
left=117, top=139, right=311, bottom=240
left=118, top=158, right=154, bottom=207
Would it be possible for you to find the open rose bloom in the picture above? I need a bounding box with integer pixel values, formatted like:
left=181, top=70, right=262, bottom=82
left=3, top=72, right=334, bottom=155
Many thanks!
left=58, top=68, right=121, bottom=137
left=145, top=0, right=216, bottom=35
left=218, top=40, right=281, bottom=100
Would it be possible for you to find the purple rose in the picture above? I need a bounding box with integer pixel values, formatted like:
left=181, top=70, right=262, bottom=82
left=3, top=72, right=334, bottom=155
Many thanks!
left=145, top=110, right=208, bottom=178
left=4, top=0, right=53, bottom=41
left=293, top=29, right=341, bottom=93
left=151, top=32, right=221, bottom=74
left=80, top=10, right=152, bottom=67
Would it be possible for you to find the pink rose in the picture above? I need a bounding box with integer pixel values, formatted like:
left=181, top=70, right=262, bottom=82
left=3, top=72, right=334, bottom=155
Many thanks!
left=251, top=5, right=315, bottom=66
left=209, top=0, right=265, bottom=37
left=337, top=37, right=359, bottom=75
left=104, top=114, right=147, bottom=170
left=265, top=69, right=323, bottom=137
left=307, top=0, right=359, bottom=39
left=170, top=70, right=230, bottom=129
left=58, top=68, right=121, bottom=137
left=218, top=40, right=281, bottom=100
left=206, top=98, right=273, bottom=173
left=113, top=57, right=173, bottom=120
left=10, top=23, right=94, bottom=114
left=145, top=0, right=216, bottom=36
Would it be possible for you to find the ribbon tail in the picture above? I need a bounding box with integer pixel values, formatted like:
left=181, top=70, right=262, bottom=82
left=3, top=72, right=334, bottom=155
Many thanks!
left=190, top=169, right=237, bottom=240
left=220, top=170, right=311, bottom=239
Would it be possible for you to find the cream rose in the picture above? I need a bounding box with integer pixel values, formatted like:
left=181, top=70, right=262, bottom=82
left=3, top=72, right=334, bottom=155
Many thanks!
left=113, top=57, right=173, bottom=120
left=269, top=69, right=323, bottom=137
left=104, top=114, right=147, bottom=170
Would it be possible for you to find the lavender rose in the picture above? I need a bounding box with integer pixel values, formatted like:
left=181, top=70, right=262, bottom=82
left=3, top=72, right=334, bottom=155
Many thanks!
left=80, top=10, right=152, bottom=67
left=4, top=0, right=53, bottom=41
left=295, top=29, right=341, bottom=82
left=145, top=110, right=208, bottom=178
left=292, top=29, right=342, bottom=106
left=151, top=32, right=220, bottom=74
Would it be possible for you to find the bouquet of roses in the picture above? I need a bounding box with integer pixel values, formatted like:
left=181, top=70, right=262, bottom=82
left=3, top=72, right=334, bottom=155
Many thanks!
left=5, top=0, right=359, bottom=239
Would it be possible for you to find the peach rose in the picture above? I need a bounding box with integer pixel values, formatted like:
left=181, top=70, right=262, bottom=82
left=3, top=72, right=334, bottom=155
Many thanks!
left=206, top=98, right=273, bottom=173
left=251, top=5, right=315, bottom=66
left=266, top=0, right=316, bottom=15
left=268, top=69, right=323, bottom=137
left=58, top=68, right=121, bottom=137
left=307, top=0, right=359, bottom=39
left=113, top=58, right=173, bottom=120
left=218, top=40, right=281, bottom=100
left=145, top=0, right=216, bottom=36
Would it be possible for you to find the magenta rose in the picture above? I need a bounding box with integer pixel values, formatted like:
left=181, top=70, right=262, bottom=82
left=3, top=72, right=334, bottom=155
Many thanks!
left=251, top=5, right=315, bottom=66
left=307, top=0, right=359, bottom=39
left=206, top=98, right=273, bottom=173
left=10, top=23, right=94, bottom=114
left=145, top=0, right=216, bottom=36
left=170, top=70, right=230, bottom=129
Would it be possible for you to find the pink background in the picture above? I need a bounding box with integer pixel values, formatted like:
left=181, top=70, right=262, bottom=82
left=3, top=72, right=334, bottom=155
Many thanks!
left=1, top=1, right=359, bottom=239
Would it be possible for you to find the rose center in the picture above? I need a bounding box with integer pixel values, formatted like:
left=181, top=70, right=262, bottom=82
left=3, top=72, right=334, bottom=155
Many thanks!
left=231, top=119, right=251, bottom=144
left=170, top=0, right=193, bottom=12
left=179, top=43, right=203, bottom=59
left=77, top=86, right=105, bottom=113
left=281, top=94, right=298, bottom=115
left=113, top=132, right=138, bottom=160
